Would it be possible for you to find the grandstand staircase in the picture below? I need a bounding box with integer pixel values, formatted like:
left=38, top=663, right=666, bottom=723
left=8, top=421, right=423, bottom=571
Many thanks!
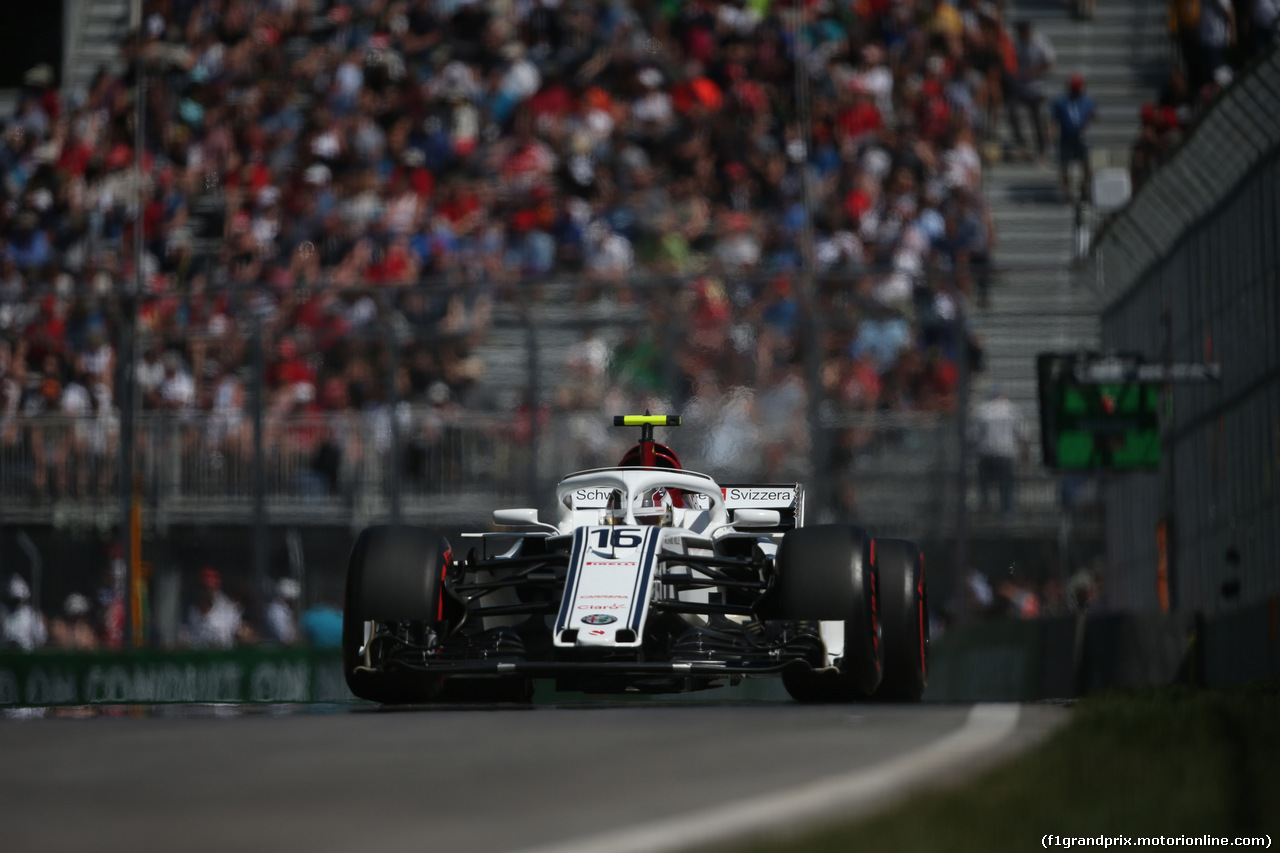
left=961, top=0, right=1170, bottom=531
left=63, top=0, right=132, bottom=99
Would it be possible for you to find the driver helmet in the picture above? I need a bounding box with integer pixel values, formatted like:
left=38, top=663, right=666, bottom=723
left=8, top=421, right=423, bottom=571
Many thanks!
left=634, top=487, right=674, bottom=527
left=602, top=489, right=627, bottom=525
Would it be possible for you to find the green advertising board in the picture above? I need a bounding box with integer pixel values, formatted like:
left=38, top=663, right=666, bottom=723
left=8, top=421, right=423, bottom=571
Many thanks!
left=1037, top=354, right=1163, bottom=470
left=0, top=648, right=351, bottom=706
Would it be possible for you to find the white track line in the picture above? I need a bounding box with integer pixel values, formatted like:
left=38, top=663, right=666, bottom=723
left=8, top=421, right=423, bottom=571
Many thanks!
left=512, top=703, right=1021, bottom=853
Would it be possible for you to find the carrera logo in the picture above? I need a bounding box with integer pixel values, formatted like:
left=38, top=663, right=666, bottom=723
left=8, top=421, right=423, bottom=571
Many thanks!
left=581, top=614, right=617, bottom=625
left=585, top=561, right=637, bottom=566
left=580, top=595, right=629, bottom=600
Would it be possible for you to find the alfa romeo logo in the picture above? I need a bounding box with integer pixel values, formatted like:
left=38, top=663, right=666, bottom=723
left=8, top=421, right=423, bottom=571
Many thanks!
left=581, top=614, right=617, bottom=625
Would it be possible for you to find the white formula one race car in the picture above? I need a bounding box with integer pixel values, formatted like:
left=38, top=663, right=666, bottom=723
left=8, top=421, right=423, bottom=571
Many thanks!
left=342, top=415, right=928, bottom=703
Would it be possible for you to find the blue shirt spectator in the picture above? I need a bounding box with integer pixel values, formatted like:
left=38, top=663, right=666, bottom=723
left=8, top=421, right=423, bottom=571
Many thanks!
left=301, top=603, right=344, bottom=649
left=850, top=312, right=914, bottom=375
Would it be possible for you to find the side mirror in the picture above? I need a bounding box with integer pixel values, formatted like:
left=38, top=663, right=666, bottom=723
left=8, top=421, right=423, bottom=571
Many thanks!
left=733, top=509, right=781, bottom=528
left=493, top=508, right=542, bottom=527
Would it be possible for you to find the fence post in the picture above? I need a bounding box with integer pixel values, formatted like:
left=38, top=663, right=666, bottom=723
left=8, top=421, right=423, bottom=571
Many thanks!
left=116, top=295, right=136, bottom=647
left=521, top=293, right=541, bottom=508
left=386, top=309, right=403, bottom=526
left=953, top=284, right=971, bottom=620
left=251, top=317, right=268, bottom=630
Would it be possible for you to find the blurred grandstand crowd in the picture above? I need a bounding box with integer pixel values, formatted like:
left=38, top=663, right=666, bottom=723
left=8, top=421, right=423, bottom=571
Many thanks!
left=0, top=0, right=1018, bottom=514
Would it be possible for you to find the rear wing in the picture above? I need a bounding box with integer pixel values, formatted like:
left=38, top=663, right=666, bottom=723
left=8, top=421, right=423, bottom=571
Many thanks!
left=720, top=484, right=804, bottom=530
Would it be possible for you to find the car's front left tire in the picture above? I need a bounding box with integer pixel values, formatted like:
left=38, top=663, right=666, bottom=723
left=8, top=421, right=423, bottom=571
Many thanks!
left=342, top=525, right=450, bottom=704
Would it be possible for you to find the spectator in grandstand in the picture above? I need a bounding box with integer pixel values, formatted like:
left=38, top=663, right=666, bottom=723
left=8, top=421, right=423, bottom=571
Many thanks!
left=264, top=577, right=301, bottom=646
left=849, top=303, right=913, bottom=377
left=0, top=339, right=20, bottom=451
left=967, top=10, right=1011, bottom=142
left=3, top=575, right=47, bottom=651
left=155, top=350, right=198, bottom=462
left=998, top=577, right=1042, bottom=618
left=58, top=366, right=94, bottom=498
left=1050, top=74, right=1097, bottom=202
left=23, top=353, right=68, bottom=502
left=611, top=326, right=668, bottom=399
left=182, top=566, right=249, bottom=649
left=1157, top=66, right=1196, bottom=128
left=1197, top=0, right=1237, bottom=89
left=1131, top=105, right=1172, bottom=190
left=1169, top=0, right=1206, bottom=89
left=96, top=551, right=127, bottom=651
left=1006, top=21, right=1055, bottom=162
left=965, top=566, right=998, bottom=619
left=22, top=296, right=67, bottom=371
left=300, top=594, right=343, bottom=649
left=556, top=328, right=609, bottom=413
left=756, top=357, right=807, bottom=481
left=970, top=385, right=1029, bottom=516
left=1068, top=565, right=1102, bottom=611
left=204, top=358, right=249, bottom=461
left=4, top=211, right=52, bottom=271
left=1251, top=0, right=1280, bottom=55
left=79, top=328, right=116, bottom=392
left=1196, top=64, right=1235, bottom=116
left=136, top=344, right=167, bottom=411
left=50, top=593, right=99, bottom=650
left=943, top=187, right=997, bottom=307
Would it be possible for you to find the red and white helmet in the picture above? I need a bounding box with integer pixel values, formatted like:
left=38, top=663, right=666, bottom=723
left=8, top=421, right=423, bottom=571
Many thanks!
left=634, top=487, right=674, bottom=527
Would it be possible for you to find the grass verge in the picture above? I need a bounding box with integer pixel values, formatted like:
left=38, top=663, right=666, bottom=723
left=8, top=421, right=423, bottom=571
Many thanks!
left=725, top=681, right=1280, bottom=852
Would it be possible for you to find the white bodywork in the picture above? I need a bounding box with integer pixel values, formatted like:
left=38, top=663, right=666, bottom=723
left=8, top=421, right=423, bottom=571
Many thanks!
left=487, top=466, right=845, bottom=665
left=550, top=468, right=733, bottom=650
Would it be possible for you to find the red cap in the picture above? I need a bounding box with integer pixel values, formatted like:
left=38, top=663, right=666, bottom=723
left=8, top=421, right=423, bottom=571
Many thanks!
left=1068, top=74, right=1085, bottom=93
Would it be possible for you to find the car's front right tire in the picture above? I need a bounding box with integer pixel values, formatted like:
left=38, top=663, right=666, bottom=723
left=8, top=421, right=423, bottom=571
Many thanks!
left=774, top=524, right=883, bottom=702
left=871, top=538, right=929, bottom=701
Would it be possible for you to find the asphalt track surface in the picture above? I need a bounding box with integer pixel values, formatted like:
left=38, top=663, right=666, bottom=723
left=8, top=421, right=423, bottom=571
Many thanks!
left=1, top=698, right=1065, bottom=853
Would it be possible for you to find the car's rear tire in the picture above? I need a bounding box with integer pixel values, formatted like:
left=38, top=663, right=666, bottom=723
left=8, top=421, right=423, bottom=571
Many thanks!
left=872, top=538, right=929, bottom=702
left=775, top=524, right=882, bottom=702
left=343, top=525, right=450, bottom=704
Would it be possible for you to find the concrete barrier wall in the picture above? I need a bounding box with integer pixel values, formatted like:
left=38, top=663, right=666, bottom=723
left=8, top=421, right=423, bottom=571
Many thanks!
left=1199, top=598, right=1280, bottom=688
left=925, top=617, right=1080, bottom=702
left=921, top=609, right=1270, bottom=702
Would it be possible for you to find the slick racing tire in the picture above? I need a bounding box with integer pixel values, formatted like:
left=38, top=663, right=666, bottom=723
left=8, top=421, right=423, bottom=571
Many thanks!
left=871, top=538, right=929, bottom=702
left=775, top=524, right=883, bottom=702
left=343, top=525, right=450, bottom=704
